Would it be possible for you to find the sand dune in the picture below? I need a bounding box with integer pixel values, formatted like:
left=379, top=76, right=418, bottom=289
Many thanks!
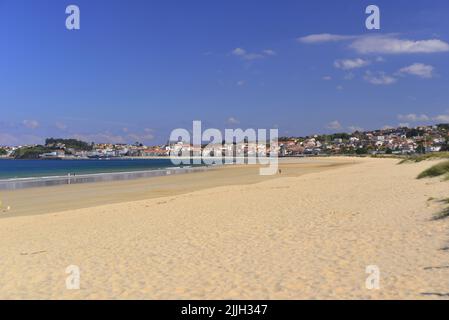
left=0, top=157, right=448, bottom=299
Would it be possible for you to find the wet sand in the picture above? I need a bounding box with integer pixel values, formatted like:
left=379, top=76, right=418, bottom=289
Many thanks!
left=0, top=158, right=350, bottom=218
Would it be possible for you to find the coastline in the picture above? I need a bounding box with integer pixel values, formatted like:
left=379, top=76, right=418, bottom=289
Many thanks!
left=0, top=157, right=351, bottom=218
left=0, top=165, right=211, bottom=190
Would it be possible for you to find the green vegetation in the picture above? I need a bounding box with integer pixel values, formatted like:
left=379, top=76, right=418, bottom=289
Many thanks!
left=415, top=144, right=426, bottom=154
left=0, top=148, right=7, bottom=156
left=45, top=138, right=93, bottom=151
left=369, top=154, right=404, bottom=159
left=280, top=132, right=352, bottom=144
left=417, top=160, right=449, bottom=179
left=433, top=199, right=449, bottom=220
left=399, top=152, right=449, bottom=164
left=329, top=132, right=351, bottom=140
left=11, top=138, right=92, bottom=159
left=405, top=128, right=425, bottom=138
left=427, top=198, right=449, bottom=220
left=355, top=147, right=368, bottom=155
left=434, top=207, right=449, bottom=220
left=437, top=123, right=449, bottom=131
left=12, top=146, right=53, bottom=159
left=338, top=146, right=356, bottom=154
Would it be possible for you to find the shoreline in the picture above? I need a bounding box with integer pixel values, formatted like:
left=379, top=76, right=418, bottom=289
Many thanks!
left=0, top=165, right=211, bottom=190
left=0, top=157, right=353, bottom=219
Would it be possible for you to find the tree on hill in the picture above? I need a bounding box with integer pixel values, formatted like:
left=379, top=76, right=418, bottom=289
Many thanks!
left=328, top=133, right=351, bottom=141
left=355, top=147, right=368, bottom=155
left=440, top=141, right=449, bottom=152
left=45, top=138, right=93, bottom=151
left=416, top=143, right=426, bottom=154
left=13, top=146, right=53, bottom=159
left=406, top=128, right=425, bottom=138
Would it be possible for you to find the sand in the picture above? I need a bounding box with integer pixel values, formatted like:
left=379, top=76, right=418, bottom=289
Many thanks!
left=0, top=157, right=448, bottom=299
left=0, top=158, right=348, bottom=218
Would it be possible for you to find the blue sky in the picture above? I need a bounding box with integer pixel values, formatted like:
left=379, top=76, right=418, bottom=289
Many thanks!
left=1, top=0, right=449, bottom=145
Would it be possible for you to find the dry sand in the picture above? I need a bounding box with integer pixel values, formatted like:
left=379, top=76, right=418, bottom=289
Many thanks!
left=0, top=157, right=448, bottom=299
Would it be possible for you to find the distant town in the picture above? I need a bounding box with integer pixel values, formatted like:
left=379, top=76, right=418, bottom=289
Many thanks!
left=1, top=123, right=449, bottom=159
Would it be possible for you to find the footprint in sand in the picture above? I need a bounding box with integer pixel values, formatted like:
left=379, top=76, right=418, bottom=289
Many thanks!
left=20, top=250, right=47, bottom=256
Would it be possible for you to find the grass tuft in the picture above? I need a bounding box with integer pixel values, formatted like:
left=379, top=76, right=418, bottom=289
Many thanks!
left=399, top=152, right=449, bottom=164
left=417, top=160, right=449, bottom=179
left=433, top=207, right=449, bottom=220
left=437, top=197, right=449, bottom=204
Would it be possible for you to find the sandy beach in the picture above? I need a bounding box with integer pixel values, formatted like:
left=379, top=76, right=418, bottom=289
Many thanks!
left=0, top=157, right=448, bottom=299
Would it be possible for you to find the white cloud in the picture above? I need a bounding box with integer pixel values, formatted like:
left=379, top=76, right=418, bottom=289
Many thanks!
left=243, top=53, right=265, bottom=60
left=334, top=58, right=370, bottom=70
left=55, top=122, right=67, bottom=130
left=0, top=133, right=19, bottom=146
left=348, top=126, right=364, bottom=132
left=262, top=49, right=276, bottom=56
left=22, top=119, right=39, bottom=129
left=129, top=129, right=155, bottom=143
left=364, top=71, right=397, bottom=85
left=344, top=73, right=355, bottom=80
left=326, top=120, right=343, bottom=130
left=322, top=76, right=332, bottom=81
left=298, top=33, right=449, bottom=54
left=398, top=123, right=410, bottom=128
left=72, top=131, right=155, bottom=144
left=231, top=48, right=275, bottom=61
left=397, top=113, right=430, bottom=122
left=398, top=63, right=434, bottom=78
left=72, top=133, right=126, bottom=144
left=433, top=114, right=449, bottom=122
left=226, top=117, right=240, bottom=125
left=336, top=85, right=344, bottom=90
left=395, top=112, right=449, bottom=124
left=128, top=133, right=155, bottom=143
left=232, top=48, right=246, bottom=56
left=350, top=36, right=449, bottom=54
left=236, top=80, right=245, bottom=86
left=0, top=133, right=43, bottom=146
left=297, top=33, right=357, bottom=44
